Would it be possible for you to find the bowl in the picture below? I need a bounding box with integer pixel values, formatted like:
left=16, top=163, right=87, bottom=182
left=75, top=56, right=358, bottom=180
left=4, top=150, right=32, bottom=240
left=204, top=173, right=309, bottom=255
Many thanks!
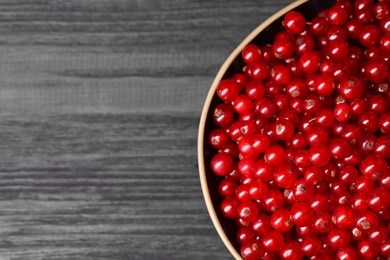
left=198, top=0, right=336, bottom=258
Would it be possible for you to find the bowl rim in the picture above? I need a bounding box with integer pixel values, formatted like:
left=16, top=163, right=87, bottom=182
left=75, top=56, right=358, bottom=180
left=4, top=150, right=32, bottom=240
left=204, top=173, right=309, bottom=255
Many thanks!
left=198, top=0, right=309, bottom=259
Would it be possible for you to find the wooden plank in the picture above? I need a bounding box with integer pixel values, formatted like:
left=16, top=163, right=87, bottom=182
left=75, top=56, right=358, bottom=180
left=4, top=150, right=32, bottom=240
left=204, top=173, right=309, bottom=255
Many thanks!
left=0, top=0, right=291, bottom=115
left=0, top=114, right=232, bottom=259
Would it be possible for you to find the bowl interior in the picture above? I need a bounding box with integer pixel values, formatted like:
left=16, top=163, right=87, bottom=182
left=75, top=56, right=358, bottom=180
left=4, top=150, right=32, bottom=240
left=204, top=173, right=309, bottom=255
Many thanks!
left=200, top=0, right=336, bottom=257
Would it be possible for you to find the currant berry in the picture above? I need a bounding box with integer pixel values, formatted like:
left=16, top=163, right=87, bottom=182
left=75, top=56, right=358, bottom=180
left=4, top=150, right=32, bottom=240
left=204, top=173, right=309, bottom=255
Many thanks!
left=301, top=236, right=322, bottom=257
left=359, top=155, right=388, bottom=180
left=271, top=209, right=293, bottom=232
left=332, top=205, right=356, bottom=229
left=238, top=200, right=259, bottom=222
left=336, top=246, right=359, bottom=260
left=241, top=239, right=265, bottom=260
left=308, top=145, right=331, bottom=167
left=283, top=11, right=306, bottom=35
left=261, top=230, right=285, bottom=252
left=358, top=240, right=379, bottom=260
left=242, top=44, right=262, bottom=64
left=217, top=79, right=240, bottom=103
left=291, top=202, right=314, bottom=227
left=327, top=227, right=350, bottom=249
left=264, top=145, right=287, bottom=166
left=220, top=196, right=239, bottom=219
left=211, top=153, right=234, bottom=176
left=355, top=210, right=379, bottom=232
left=279, top=240, right=303, bottom=260
left=251, top=214, right=272, bottom=236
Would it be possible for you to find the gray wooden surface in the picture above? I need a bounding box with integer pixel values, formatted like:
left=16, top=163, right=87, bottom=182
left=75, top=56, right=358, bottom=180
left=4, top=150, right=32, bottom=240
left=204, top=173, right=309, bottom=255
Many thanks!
left=0, top=0, right=292, bottom=259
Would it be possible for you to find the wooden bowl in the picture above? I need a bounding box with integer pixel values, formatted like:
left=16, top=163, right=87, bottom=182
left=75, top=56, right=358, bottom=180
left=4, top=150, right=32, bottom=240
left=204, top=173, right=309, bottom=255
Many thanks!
left=198, top=0, right=336, bottom=258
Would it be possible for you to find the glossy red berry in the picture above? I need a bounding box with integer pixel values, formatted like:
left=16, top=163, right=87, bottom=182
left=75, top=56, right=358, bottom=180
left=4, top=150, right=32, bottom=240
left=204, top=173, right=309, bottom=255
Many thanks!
left=296, top=225, right=316, bottom=238
left=374, top=135, right=390, bottom=158
left=329, top=138, right=351, bottom=160
left=242, top=44, right=262, bottom=64
left=306, top=127, right=329, bottom=146
left=274, top=163, right=298, bottom=189
left=217, top=79, right=240, bottom=103
left=327, top=25, right=348, bottom=42
left=262, top=189, right=285, bottom=212
left=351, top=226, right=367, bottom=242
left=293, top=179, right=315, bottom=202
left=334, top=103, right=352, bottom=122
left=209, top=129, right=230, bottom=149
left=380, top=113, right=390, bottom=133
left=238, top=200, right=259, bottom=222
left=373, top=2, right=390, bottom=20
left=255, top=98, right=277, bottom=118
left=265, top=145, right=287, bottom=166
left=280, top=240, right=303, bottom=260
left=283, top=11, right=306, bottom=35
left=327, top=6, right=348, bottom=25
left=301, top=236, right=322, bottom=257
left=358, top=111, right=380, bottom=134
left=328, top=40, right=349, bottom=61
left=218, top=178, right=238, bottom=197
left=339, top=165, right=358, bottom=184
left=274, top=118, right=295, bottom=141
left=261, top=230, right=284, bottom=252
left=380, top=239, right=390, bottom=257
left=338, top=77, right=364, bottom=101
left=358, top=240, right=379, bottom=260
left=287, top=133, right=307, bottom=150
left=327, top=227, right=350, bottom=249
left=220, top=142, right=239, bottom=158
left=211, top=153, right=234, bottom=176
left=291, top=202, right=314, bottom=227
left=270, top=64, right=292, bottom=85
left=238, top=134, right=270, bottom=158
left=332, top=205, right=356, bottom=229
left=367, top=187, right=390, bottom=212
left=359, top=25, right=382, bottom=47
left=359, top=155, right=388, bottom=180
left=300, top=51, right=321, bottom=73
left=351, top=98, right=368, bottom=115
left=345, top=19, right=362, bottom=39
left=248, top=181, right=268, bottom=200
left=309, top=193, right=329, bottom=214
left=356, top=210, right=379, bottom=232
left=315, top=74, right=335, bottom=96
left=246, top=80, right=265, bottom=101
left=251, top=214, right=272, bottom=237
left=271, top=209, right=293, bottom=232
left=364, top=59, right=388, bottom=83
left=233, top=95, right=254, bottom=114
left=220, top=197, right=239, bottom=219
left=237, top=227, right=254, bottom=244
left=310, top=16, right=329, bottom=35
left=316, top=108, right=335, bottom=128
left=369, top=224, right=388, bottom=244
left=273, top=40, right=295, bottom=60
left=236, top=184, right=251, bottom=202
left=336, top=246, right=359, bottom=260
left=213, top=104, right=235, bottom=128
left=308, top=145, right=331, bottom=167
left=241, top=240, right=265, bottom=260
left=313, top=212, right=334, bottom=233
left=304, top=165, right=324, bottom=185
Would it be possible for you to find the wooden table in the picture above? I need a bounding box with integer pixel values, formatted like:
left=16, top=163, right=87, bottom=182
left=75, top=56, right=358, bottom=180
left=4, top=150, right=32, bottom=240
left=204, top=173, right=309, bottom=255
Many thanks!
left=0, top=0, right=292, bottom=259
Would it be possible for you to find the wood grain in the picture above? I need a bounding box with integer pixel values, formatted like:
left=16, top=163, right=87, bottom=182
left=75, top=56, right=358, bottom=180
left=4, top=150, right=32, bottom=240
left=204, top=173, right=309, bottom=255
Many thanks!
left=0, top=0, right=292, bottom=259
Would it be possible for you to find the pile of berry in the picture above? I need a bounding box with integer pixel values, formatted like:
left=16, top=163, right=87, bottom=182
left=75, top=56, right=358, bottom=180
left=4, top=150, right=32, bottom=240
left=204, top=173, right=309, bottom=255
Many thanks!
left=208, top=0, right=390, bottom=259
